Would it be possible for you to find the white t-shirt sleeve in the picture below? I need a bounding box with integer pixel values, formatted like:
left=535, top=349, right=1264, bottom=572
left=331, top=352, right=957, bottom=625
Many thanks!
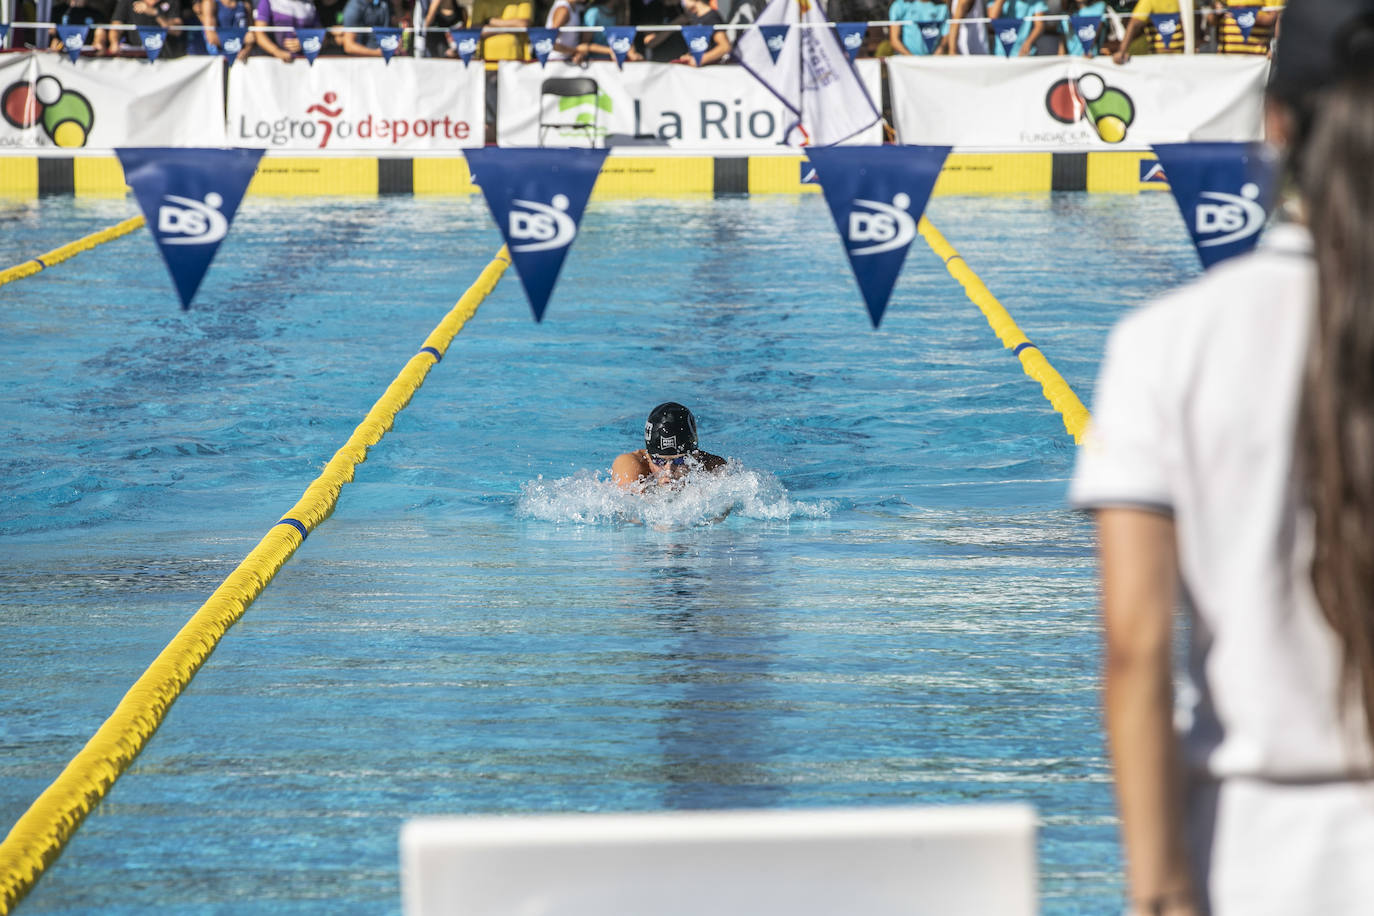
left=1070, top=309, right=1174, bottom=513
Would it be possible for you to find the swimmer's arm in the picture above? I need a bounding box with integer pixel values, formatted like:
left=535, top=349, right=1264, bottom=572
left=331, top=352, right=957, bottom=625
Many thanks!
left=612, top=452, right=647, bottom=490
left=696, top=451, right=727, bottom=472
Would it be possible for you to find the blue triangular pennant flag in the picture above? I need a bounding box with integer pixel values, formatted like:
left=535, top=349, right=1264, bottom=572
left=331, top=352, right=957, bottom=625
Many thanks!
left=374, top=26, right=401, bottom=62
left=991, top=17, right=1020, bottom=55
left=1151, top=141, right=1279, bottom=270
left=137, top=26, right=166, bottom=61
left=806, top=145, right=952, bottom=328
left=917, top=19, right=942, bottom=52
left=116, top=147, right=264, bottom=309
left=218, top=26, right=247, bottom=63
left=56, top=25, right=89, bottom=62
left=1150, top=13, right=1180, bottom=49
left=0, top=25, right=8, bottom=46
left=758, top=23, right=789, bottom=63
left=298, top=27, right=325, bottom=63
left=682, top=24, right=713, bottom=65
left=836, top=22, right=866, bottom=62
left=1228, top=4, right=1261, bottom=39
left=1067, top=15, right=1100, bottom=54
left=529, top=27, right=556, bottom=65
left=464, top=148, right=607, bottom=322
left=450, top=28, right=480, bottom=65
left=604, top=26, right=636, bottom=68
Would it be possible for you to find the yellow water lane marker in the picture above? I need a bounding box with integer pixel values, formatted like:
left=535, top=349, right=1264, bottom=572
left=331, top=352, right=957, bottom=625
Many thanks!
left=0, top=216, right=147, bottom=288
left=918, top=217, right=1091, bottom=444
left=0, top=248, right=512, bottom=916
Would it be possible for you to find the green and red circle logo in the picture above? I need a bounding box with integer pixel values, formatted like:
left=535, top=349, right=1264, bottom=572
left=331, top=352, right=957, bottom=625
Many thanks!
left=1045, top=74, right=1134, bottom=144
left=2, top=75, right=95, bottom=148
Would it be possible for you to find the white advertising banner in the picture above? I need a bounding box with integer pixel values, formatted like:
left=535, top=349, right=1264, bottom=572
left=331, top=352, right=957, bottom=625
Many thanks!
left=0, top=53, right=225, bottom=152
left=497, top=60, right=883, bottom=149
left=226, top=57, right=485, bottom=151
left=888, top=56, right=1268, bottom=152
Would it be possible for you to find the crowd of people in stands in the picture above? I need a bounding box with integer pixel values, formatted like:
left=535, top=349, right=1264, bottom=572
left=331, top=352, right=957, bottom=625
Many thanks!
left=17, top=0, right=1283, bottom=61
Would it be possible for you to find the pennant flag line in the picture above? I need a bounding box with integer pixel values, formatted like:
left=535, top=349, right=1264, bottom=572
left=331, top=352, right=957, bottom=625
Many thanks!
left=682, top=24, right=714, bottom=64
left=529, top=27, right=556, bottom=65
left=1151, top=13, right=1180, bottom=49
left=759, top=23, right=789, bottom=63
left=298, top=27, right=325, bottom=63
left=1229, top=4, right=1261, bottom=39
left=116, top=147, right=264, bottom=309
left=604, top=26, right=636, bottom=67
left=375, top=26, right=402, bottom=62
left=1151, top=141, right=1278, bottom=270
left=137, top=26, right=166, bottom=61
left=55, top=25, right=89, bottom=62
left=1067, top=15, right=1100, bottom=54
left=835, top=21, right=866, bottom=61
left=807, top=145, right=952, bottom=328
left=732, top=0, right=880, bottom=147
left=464, top=147, right=607, bottom=322
left=917, top=19, right=942, bottom=52
left=450, top=28, right=480, bottom=64
left=218, top=26, right=247, bottom=62
left=991, top=17, right=1019, bottom=55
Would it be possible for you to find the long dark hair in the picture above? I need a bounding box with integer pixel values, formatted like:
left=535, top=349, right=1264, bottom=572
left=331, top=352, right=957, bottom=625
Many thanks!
left=1297, top=71, right=1374, bottom=745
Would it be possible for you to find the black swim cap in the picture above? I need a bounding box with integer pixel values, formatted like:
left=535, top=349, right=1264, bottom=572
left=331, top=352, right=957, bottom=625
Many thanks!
left=644, top=402, right=697, bottom=456
left=1270, top=0, right=1374, bottom=107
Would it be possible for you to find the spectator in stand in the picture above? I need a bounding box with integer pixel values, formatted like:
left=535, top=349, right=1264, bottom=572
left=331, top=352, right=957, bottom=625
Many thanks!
left=888, top=0, right=951, bottom=54
left=473, top=0, right=531, bottom=59
left=50, top=0, right=113, bottom=54
left=575, top=0, right=621, bottom=58
left=423, top=0, right=464, bottom=56
left=340, top=0, right=393, bottom=54
left=545, top=0, right=586, bottom=59
left=1209, top=0, right=1282, bottom=54
left=105, top=0, right=186, bottom=56
left=947, top=0, right=990, bottom=54
left=253, top=0, right=321, bottom=59
left=643, top=0, right=727, bottom=63
left=988, top=0, right=1047, bottom=54
left=1112, top=0, right=1182, bottom=62
left=1062, top=0, right=1107, bottom=54
left=201, top=0, right=256, bottom=60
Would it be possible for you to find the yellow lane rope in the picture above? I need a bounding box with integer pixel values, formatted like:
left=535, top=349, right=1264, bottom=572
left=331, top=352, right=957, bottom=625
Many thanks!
left=0, top=216, right=146, bottom=288
left=0, top=248, right=511, bottom=915
left=918, top=217, right=1091, bottom=444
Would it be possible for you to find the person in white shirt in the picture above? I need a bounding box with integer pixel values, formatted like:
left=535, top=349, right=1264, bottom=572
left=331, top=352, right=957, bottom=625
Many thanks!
left=1070, top=0, right=1374, bottom=913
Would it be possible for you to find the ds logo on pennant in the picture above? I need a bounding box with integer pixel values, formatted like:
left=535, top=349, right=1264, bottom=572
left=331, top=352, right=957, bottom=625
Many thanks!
left=847, top=194, right=916, bottom=256
left=378, top=33, right=399, bottom=51
left=509, top=194, right=576, bottom=252
left=610, top=34, right=631, bottom=54
left=158, top=193, right=229, bottom=246
left=1195, top=183, right=1265, bottom=247
left=842, top=30, right=862, bottom=50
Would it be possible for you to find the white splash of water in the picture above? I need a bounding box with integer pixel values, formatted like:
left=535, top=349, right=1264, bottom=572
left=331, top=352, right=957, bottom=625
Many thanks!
left=516, top=461, right=835, bottom=527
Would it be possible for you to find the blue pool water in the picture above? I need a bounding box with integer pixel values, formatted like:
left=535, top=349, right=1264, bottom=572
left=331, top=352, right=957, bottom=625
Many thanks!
left=0, top=190, right=1200, bottom=914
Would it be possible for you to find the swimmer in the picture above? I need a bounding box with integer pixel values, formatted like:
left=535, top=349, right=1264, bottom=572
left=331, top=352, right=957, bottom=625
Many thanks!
left=612, top=402, right=726, bottom=490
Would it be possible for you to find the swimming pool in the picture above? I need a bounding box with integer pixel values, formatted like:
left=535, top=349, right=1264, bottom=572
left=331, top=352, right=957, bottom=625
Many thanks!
left=0, top=189, right=1199, bottom=914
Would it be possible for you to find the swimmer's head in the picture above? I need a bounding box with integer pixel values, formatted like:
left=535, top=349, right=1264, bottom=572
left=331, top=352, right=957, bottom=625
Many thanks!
left=644, top=402, right=697, bottom=457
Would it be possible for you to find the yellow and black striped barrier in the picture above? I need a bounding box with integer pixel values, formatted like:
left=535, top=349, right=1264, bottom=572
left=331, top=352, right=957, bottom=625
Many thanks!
left=0, top=248, right=511, bottom=916
left=919, top=217, right=1091, bottom=443
left=0, top=151, right=1167, bottom=199
left=0, top=215, right=145, bottom=288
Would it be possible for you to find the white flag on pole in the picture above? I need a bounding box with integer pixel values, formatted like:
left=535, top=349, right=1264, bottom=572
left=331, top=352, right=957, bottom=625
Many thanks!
left=733, top=0, right=881, bottom=147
